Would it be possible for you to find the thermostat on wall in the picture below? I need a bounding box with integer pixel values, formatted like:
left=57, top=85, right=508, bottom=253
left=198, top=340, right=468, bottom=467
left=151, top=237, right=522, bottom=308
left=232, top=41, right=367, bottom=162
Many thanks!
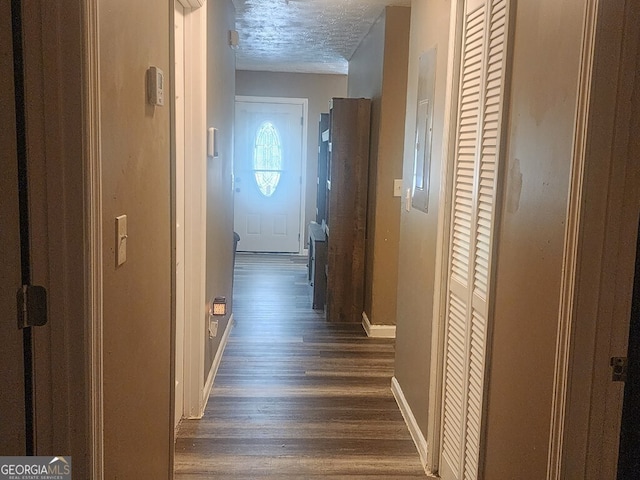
left=146, top=66, right=164, bottom=106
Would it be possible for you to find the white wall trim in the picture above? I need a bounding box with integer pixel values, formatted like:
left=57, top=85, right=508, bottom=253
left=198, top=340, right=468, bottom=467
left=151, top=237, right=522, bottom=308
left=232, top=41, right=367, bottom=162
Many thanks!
left=361, top=312, right=396, bottom=339
left=182, top=3, right=208, bottom=421
left=546, top=1, right=599, bottom=477
left=235, top=95, right=309, bottom=255
left=426, top=0, right=464, bottom=474
left=391, top=376, right=429, bottom=472
left=548, top=0, right=640, bottom=477
left=199, top=314, right=234, bottom=417
left=83, top=0, right=104, bottom=477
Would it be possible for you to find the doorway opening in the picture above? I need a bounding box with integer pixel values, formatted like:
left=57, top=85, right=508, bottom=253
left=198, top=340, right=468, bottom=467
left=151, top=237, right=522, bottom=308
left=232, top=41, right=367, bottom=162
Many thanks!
left=234, top=96, right=308, bottom=254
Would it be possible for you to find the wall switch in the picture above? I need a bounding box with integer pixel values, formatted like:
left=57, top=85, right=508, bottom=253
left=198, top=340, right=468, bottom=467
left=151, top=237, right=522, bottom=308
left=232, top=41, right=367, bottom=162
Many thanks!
left=393, top=179, right=403, bottom=197
left=207, top=127, right=218, bottom=158
left=146, top=66, right=164, bottom=106
left=116, top=215, right=127, bottom=266
left=209, top=317, right=218, bottom=338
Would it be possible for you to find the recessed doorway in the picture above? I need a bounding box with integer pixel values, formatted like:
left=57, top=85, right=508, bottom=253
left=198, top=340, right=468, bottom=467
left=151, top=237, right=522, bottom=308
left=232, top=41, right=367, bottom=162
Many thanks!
left=234, top=97, right=307, bottom=254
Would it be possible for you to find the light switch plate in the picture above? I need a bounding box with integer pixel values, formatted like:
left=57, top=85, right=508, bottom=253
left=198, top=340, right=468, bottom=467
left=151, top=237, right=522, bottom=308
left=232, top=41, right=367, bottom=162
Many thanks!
left=393, top=179, right=403, bottom=197
left=207, top=127, right=218, bottom=158
left=209, top=317, right=218, bottom=338
left=116, top=215, right=127, bottom=266
left=146, top=66, right=164, bottom=106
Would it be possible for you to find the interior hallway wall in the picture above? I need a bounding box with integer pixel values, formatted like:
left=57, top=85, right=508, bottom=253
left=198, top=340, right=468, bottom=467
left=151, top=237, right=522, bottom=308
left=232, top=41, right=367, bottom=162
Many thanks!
left=393, top=0, right=451, bottom=436
left=99, top=0, right=172, bottom=477
left=483, top=0, right=586, bottom=476
left=348, top=6, right=411, bottom=327
left=205, top=0, right=237, bottom=381
left=235, top=70, right=348, bottom=244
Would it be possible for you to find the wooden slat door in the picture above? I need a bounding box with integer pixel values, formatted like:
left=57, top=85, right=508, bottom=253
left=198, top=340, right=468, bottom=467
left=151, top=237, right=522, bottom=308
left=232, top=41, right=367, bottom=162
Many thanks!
left=440, top=0, right=511, bottom=478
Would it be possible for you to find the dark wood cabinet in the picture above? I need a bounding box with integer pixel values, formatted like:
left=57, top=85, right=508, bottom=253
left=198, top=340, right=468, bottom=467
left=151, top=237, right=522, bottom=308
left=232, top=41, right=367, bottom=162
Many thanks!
left=316, top=113, right=329, bottom=225
left=324, top=98, right=371, bottom=323
left=308, top=113, right=330, bottom=311
left=307, top=222, right=326, bottom=310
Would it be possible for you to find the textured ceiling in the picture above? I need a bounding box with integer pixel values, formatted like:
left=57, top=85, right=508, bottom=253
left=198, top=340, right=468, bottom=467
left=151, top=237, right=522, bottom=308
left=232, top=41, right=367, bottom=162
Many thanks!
left=231, top=0, right=411, bottom=75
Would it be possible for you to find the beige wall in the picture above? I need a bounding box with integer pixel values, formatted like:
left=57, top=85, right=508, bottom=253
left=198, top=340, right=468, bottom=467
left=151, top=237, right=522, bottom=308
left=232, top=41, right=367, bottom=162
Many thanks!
left=483, top=0, right=586, bottom=476
left=205, top=0, right=236, bottom=380
left=235, top=70, right=348, bottom=242
left=393, top=0, right=451, bottom=435
left=348, top=6, right=411, bottom=327
left=99, top=0, right=172, bottom=477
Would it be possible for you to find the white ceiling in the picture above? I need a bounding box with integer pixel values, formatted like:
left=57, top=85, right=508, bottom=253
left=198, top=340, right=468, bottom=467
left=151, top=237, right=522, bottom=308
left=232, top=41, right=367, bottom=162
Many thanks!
left=231, top=0, right=411, bottom=75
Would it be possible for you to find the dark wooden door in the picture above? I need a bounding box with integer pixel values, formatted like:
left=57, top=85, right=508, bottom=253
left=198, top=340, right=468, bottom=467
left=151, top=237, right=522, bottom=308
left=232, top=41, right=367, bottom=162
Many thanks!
left=0, top=0, right=26, bottom=455
left=618, top=217, right=640, bottom=478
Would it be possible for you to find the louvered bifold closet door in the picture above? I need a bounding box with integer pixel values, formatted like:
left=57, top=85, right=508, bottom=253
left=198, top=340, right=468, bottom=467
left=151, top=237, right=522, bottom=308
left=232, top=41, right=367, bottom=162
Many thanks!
left=440, top=0, right=510, bottom=479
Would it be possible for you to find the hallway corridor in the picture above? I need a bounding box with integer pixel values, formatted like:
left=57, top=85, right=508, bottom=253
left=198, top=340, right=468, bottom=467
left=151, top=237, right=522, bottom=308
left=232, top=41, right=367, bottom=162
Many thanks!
left=174, top=254, right=425, bottom=478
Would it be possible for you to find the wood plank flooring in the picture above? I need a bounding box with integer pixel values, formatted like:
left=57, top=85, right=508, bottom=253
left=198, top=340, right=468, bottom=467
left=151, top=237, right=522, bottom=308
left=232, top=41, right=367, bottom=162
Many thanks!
left=175, top=254, right=425, bottom=479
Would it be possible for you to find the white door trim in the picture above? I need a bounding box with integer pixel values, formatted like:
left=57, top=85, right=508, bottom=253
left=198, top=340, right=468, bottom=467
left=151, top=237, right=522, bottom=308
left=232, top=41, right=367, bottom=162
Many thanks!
left=171, top=0, right=187, bottom=438
left=546, top=0, right=599, bottom=475
left=235, top=95, right=309, bottom=255
left=181, top=3, right=208, bottom=420
left=426, top=0, right=464, bottom=474
left=83, top=0, right=104, bottom=477
left=548, top=0, right=640, bottom=477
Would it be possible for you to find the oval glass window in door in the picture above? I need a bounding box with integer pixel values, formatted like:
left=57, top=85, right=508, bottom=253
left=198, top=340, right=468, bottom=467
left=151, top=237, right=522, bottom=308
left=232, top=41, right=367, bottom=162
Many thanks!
left=253, top=122, right=283, bottom=197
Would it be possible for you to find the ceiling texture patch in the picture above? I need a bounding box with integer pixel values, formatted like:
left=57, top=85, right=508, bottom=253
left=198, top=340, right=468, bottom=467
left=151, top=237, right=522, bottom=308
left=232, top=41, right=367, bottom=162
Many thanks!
left=231, top=0, right=411, bottom=74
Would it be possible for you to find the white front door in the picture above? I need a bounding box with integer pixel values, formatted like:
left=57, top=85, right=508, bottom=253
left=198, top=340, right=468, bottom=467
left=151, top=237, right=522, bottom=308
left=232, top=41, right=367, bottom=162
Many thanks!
left=234, top=99, right=304, bottom=253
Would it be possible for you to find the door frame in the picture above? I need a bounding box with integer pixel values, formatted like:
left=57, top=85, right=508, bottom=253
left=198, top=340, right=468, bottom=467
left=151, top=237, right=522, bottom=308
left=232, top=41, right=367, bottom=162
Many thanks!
left=234, top=95, right=309, bottom=255
left=425, top=0, right=465, bottom=473
left=83, top=0, right=210, bottom=476
left=172, top=0, right=185, bottom=436
left=548, top=0, right=640, bottom=477
left=23, top=0, right=93, bottom=471
left=84, top=0, right=104, bottom=477
left=426, top=0, right=515, bottom=476
left=174, top=0, right=209, bottom=421
left=9, top=0, right=96, bottom=473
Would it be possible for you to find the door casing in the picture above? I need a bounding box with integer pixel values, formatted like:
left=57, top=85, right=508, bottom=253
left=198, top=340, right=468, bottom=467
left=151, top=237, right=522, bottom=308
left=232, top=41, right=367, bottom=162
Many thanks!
left=234, top=95, right=308, bottom=255
left=548, top=0, right=640, bottom=477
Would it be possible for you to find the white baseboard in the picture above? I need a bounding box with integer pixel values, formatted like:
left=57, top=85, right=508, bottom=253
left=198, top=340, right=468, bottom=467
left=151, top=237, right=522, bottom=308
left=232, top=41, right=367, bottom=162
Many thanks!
left=200, top=313, right=234, bottom=416
left=361, top=311, right=396, bottom=338
left=391, top=376, right=429, bottom=472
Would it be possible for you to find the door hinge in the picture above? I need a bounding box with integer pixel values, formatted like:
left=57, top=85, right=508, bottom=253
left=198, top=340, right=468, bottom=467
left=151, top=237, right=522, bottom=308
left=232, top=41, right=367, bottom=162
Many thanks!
left=16, top=285, right=48, bottom=329
left=610, top=356, right=628, bottom=382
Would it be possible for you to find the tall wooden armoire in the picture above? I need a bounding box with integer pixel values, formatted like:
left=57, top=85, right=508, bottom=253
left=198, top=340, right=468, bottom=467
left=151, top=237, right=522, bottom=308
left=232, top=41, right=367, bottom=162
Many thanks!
left=324, top=98, right=371, bottom=322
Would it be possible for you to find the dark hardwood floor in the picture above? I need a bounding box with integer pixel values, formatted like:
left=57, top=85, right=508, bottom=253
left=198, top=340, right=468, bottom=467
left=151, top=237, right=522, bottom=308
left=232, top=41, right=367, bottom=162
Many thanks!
left=175, top=254, right=425, bottom=478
